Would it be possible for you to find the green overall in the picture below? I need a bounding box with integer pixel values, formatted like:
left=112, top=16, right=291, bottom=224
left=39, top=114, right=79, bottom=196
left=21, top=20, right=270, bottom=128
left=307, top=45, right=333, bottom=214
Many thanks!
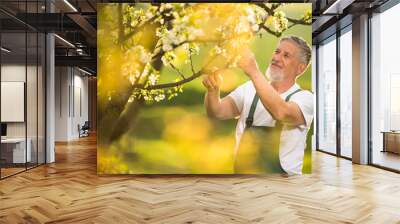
left=234, top=89, right=303, bottom=174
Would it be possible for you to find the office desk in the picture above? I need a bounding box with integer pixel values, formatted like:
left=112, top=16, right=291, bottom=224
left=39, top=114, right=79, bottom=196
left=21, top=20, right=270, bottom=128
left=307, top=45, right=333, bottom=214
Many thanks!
left=381, top=131, right=400, bottom=154
left=1, top=138, right=31, bottom=163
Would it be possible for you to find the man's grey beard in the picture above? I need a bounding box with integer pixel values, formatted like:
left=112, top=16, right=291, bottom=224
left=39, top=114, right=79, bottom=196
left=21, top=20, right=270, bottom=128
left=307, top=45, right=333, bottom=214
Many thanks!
left=265, top=66, right=284, bottom=82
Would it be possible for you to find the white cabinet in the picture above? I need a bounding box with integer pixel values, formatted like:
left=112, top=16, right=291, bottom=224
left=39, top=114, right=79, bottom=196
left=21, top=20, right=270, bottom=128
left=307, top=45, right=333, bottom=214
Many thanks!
left=1, top=138, right=32, bottom=163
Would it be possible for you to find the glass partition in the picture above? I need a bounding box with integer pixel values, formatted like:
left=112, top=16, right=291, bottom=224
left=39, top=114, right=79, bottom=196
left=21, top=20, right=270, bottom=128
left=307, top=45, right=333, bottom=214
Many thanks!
left=1, top=30, right=28, bottom=177
left=0, top=1, right=46, bottom=179
left=317, top=35, right=337, bottom=155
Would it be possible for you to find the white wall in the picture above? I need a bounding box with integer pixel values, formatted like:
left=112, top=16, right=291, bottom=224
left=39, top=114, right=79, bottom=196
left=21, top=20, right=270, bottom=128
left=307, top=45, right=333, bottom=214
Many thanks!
left=55, top=67, right=69, bottom=141
left=55, top=67, right=89, bottom=141
left=1, top=65, right=37, bottom=138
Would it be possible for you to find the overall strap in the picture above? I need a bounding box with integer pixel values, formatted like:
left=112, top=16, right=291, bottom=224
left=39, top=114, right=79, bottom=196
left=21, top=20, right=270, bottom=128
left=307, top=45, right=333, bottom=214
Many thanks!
left=245, top=88, right=303, bottom=128
left=284, top=88, right=302, bottom=102
left=277, top=88, right=303, bottom=126
left=245, top=94, right=259, bottom=128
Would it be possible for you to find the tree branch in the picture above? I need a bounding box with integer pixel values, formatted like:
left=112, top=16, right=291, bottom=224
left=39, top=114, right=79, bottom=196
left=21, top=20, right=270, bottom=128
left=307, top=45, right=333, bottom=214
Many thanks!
left=168, top=61, right=186, bottom=79
left=253, top=3, right=310, bottom=37
left=132, top=53, right=218, bottom=91
left=189, top=54, right=196, bottom=75
left=254, top=3, right=275, bottom=15
left=133, top=71, right=202, bottom=90
left=259, top=24, right=282, bottom=37
left=286, top=17, right=311, bottom=26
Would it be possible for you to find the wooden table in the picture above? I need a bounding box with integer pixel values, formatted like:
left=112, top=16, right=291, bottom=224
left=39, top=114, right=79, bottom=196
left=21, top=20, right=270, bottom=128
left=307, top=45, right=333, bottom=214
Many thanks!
left=381, top=131, right=400, bottom=154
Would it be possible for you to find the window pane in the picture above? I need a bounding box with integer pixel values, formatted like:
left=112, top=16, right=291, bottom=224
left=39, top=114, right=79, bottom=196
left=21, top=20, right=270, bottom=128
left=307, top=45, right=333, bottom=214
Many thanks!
left=340, top=28, right=352, bottom=158
left=371, top=3, right=400, bottom=171
left=318, top=36, right=337, bottom=154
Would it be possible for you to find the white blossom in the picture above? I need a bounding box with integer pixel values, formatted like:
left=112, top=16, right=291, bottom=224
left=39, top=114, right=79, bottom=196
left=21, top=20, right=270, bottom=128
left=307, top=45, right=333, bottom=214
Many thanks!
left=252, top=24, right=259, bottom=31
left=181, top=16, right=189, bottom=23
left=187, top=27, right=204, bottom=40
left=164, top=3, right=173, bottom=9
left=215, top=46, right=222, bottom=54
left=145, top=12, right=153, bottom=19
left=161, top=56, right=168, bottom=66
left=246, top=7, right=256, bottom=24
left=141, top=63, right=151, bottom=77
left=182, top=43, right=189, bottom=51
left=135, top=70, right=141, bottom=78
left=234, top=19, right=249, bottom=33
left=154, top=94, right=165, bottom=102
left=148, top=73, right=159, bottom=85
left=128, top=95, right=135, bottom=103
left=129, top=73, right=136, bottom=85
left=193, top=19, right=202, bottom=25
left=213, top=45, right=226, bottom=56
left=138, top=50, right=151, bottom=64
left=273, top=11, right=288, bottom=32
left=162, top=43, right=173, bottom=52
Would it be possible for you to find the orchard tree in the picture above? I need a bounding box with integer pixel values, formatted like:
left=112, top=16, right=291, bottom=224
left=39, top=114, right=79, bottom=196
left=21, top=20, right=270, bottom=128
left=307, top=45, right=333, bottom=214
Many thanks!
left=97, top=3, right=311, bottom=145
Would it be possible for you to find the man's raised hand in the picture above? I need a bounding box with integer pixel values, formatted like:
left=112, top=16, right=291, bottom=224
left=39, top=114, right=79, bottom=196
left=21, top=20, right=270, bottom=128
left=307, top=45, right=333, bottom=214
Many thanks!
left=238, top=48, right=260, bottom=77
left=202, top=72, right=223, bottom=93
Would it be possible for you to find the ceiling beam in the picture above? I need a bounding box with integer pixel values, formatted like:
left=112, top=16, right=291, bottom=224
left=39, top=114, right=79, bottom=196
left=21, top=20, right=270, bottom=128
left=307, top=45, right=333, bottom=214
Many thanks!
left=55, top=55, right=96, bottom=71
left=66, top=13, right=97, bottom=46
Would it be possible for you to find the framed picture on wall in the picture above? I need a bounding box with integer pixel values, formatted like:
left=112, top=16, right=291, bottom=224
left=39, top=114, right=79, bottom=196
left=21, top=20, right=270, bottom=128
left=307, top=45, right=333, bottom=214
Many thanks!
left=97, top=2, right=313, bottom=175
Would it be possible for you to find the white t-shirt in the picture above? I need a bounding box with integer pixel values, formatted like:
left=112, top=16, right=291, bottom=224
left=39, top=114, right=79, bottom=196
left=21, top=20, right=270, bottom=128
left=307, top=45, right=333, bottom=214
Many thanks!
left=227, top=81, right=314, bottom=175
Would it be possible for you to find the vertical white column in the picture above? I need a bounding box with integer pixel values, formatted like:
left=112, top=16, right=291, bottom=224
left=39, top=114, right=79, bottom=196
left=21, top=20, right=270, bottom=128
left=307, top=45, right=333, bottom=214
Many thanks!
left=46, top=1, right=55, bottom=163
left=312, top=45, right=317, bottom=151
left=352, top=14, right=369, bottom=164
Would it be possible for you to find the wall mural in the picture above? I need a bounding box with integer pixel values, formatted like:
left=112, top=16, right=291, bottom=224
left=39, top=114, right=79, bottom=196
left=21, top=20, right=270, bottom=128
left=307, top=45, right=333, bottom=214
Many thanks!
left=97, top=3, right=313, bottom=174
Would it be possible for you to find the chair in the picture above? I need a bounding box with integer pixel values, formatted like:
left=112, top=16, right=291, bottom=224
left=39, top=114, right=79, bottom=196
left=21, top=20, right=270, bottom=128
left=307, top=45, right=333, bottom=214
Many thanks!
left=79, top=121, right=90, bottom=138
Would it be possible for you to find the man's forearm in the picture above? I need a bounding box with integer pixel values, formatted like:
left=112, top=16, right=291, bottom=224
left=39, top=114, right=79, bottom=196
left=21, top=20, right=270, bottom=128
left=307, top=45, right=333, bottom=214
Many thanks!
left=247, top=70, right=289, bottom=121
left=204, top=91, right=223, bottom=118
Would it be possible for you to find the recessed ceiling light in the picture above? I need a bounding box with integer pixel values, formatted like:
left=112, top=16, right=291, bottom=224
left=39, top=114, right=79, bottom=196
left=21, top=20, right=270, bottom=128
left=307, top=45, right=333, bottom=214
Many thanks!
left=322, top=0, right=354, bottom=15
left=54, top=34, right=75, bottom=48
left=63, top=0, right=78, bottom=12
left=1, top=47, right=11, bottom=53
left=78, top=67, right=93, bottom=76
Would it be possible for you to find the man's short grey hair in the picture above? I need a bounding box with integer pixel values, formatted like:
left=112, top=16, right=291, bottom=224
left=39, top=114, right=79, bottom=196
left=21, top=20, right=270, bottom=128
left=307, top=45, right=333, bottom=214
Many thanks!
left=280, top=36, right=311, bottom=66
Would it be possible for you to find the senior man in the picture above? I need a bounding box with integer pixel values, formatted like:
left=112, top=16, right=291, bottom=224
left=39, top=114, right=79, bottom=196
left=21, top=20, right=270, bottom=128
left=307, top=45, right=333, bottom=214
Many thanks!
left=202, top=36, right=313, bottom=175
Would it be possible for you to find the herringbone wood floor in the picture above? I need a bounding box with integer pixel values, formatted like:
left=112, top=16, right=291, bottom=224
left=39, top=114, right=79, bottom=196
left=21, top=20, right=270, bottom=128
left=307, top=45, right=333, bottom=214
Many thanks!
left=1, top=135, right=400, bottom=224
